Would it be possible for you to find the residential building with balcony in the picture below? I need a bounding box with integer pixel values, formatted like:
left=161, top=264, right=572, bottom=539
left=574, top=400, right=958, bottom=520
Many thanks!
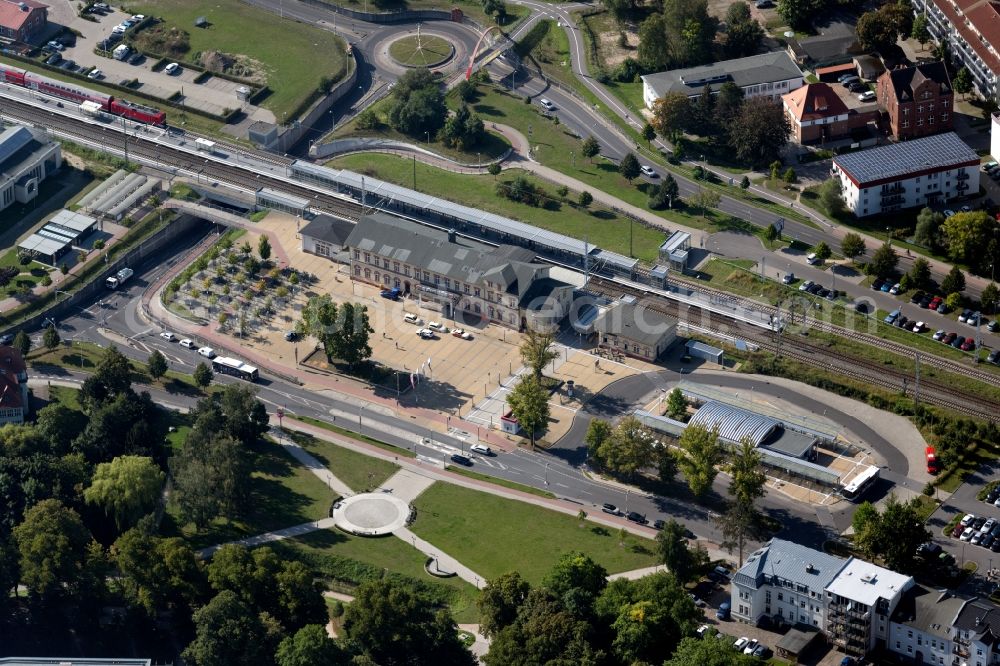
left=825, top=558, right=913, bottom=658
left=831, top=132, right=979, bottom=217
left=876, top=62, right=953, bottom=141
left=640, top=51, right=804, bottom=108
left=731, top=539, right=847, bottom=629
left=911, top=0, right=1000, bottom=98
left=343, top=213, right=574, bottom=331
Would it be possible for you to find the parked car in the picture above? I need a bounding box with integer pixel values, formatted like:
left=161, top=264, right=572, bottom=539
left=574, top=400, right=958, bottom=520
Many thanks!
left=46, top=40, right=64, bottom=51
left=427, top=321, right=445, bottom=331
left=889, top=282, right=901, bottom=294
left=799, top=279, right=814, bottom=291
left=754, top=0, right=774, bottom=7
left=952, top=336, right=967, bottom=349
left=917, top=541, right=942, bottom=556
left=988, top=349, right=1000, bottom=365
left=944, top=209, right=956, bottom=218
left=197, top=347, right=216, bottom=359
left=974, top=516, right=988, bottom=530
left=961, top=338, right=977, bottom=351
left=911, top=321, right=925, bottom=333
left=848, top=82, right=866, bottom=93
left=283, top=330, right=298, bottom=341
left=87, top=68, right=102, bottom=79
left=928, top=296, right=942, bottom=309
left=0, top=334, right=12, bottom=346
left=989, top=320, right=1000, bottom=333
left=953, top=523, right=967, bottom=538
left=733, top=637, right=750, bottom=651
left=932, top=330, right=946, bottom=341
left=164, top=62, right=181, bottom=74
left=919, top=294, right=934, bottom=308
left=743, top=639, right=759, bottom=655
left=837, top=72, right=858, bottom=83
left=403, top=313, right=422, bottom=325
left=959, top=309, right=974, bottom=323
left=449, top=454, right=473, bottom=466
left=653, top=519, right=665, bottom=530
left=416, top=329, right=435, bottom=339
left=753, top=645, right=772, bottom=659
left=782, top=272, right=795, bottom=284
left=961, top=527, right=975, bottom=541
left=159, top=332, right=176, bottom=341
left=858, top=90, right=876, bottom=102
left=881, top=281, right=893, bottom=292
left=451, top=328, right=473, bottom=339
left=379, top=287, right=401, bottom=300
left=884, top=309, right=900, bottom=324
left=841, top=75, right=860, bottom=86
left=962, top=513, right=976, bottom=527
left=871, top=278, right=886, bottom=291
left=717, top=601, right=731, bottom=620
left=44, top=53, right=61, bottom=65
left=626, top=511, right=647, bottom=525
left=539, top=98, right=555, bottom=111
left=936, top=302, right=951, bottom=314
left=895, top=316, right=909, bottom=329
left=601, top=503, right=621, bottom=515
left=179, top=339, right=195, bottom=349
left=910, top=291, right=926, bottom=304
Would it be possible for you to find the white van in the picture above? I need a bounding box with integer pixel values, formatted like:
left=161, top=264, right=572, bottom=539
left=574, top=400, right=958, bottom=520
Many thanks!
left=197, top=346, right=216, bottom=359
left=470, top=443, right=493, bottom=456
left=112, top=44, right=130, bottom=60
left=427, top=321, right=444, bottom=331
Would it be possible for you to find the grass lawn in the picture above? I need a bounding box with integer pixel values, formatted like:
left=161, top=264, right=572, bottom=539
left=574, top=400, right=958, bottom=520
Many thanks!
left=45, top=384, right=82, bottom=410
left=162, top=435, right=334, bottom=549
left=410, top=482, right=659, bottom=584
left=516, top=20, right=578, bottom=94
left=276, top=528, right=481, bottom=623
left=291, top=415, right=417, bottom=459
left=284, top=428, right=400, bottom=493
left=329, top=152, right=669, bottom=261
left=388, top=35, right=452, bottom=67
left=131, top=0, right=349, bottom=122
left=0, top=247, right=49, bottom=298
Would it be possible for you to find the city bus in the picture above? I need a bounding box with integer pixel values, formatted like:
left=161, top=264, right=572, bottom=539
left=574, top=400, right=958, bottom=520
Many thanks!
left=211, top=356, right=259, bottom=382
left=841, top=466, right=880, bottom=502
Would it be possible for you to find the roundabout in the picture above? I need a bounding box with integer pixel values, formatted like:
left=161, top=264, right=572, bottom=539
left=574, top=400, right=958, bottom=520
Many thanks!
left=332, top=492, right=412, bottom=536
left=388, top=33, right=454, bottom=68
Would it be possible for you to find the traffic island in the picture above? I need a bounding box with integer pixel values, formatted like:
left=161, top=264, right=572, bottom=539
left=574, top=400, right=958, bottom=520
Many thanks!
left=388, top=34, right=454, bottom=69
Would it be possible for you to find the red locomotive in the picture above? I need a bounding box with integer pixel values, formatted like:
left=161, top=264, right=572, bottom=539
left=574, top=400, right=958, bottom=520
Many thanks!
left=0, top=62, right=167, bottom=126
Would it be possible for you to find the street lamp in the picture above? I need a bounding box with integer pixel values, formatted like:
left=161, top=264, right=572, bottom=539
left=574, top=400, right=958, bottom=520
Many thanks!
left=359, top=403, right=366, bottom=432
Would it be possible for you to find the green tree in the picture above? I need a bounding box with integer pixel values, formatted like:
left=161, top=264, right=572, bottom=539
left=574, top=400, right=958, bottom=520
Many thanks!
left=941, top=265, right=966, bottom=294
left=716, top=81, right=745, bottom=127
left=113, top=528, right=206, bottom=615
left=35, top=402, right=85, bottom=453
left=486, top=588, right=599, bottom=664
left=813, top=241, right=832, bottom=262
left=147, top=349, right=168, bottom=380
left=911, top=13, right=930, bottom=49
left=841, top=232, right=867, bottom=263
left=727, top=97, right=790, bottom=166
left=740, top=175, right=750, bottom=190
left=953, top=66, right=973, bottom=99
left=981, top=282, right=1000, bottom=314
left=725, top=2, right=764, bottom=57
left=641, top=122, right=656, bottom=146
left=171, top=428, right=249, bottom=529
left=856, top=4, right=912, bottom=51
left=506, top=375, right=549, bottom=450
left=868, top=242, right=899, bottom=278
left=718, top=439, right=767, bottom=565
left=637, top=14, right=670, bottom=71
left=649, top=176, right=680, bottom=210
left=818, top=177, right=845, bottom=216
left=519, top=329, right=558, bottom=381
left=691, top=84, right=716, bottom=135
left=14, top=499, right=93, bottom=599
left=193, top=362, right=213, bottom=388
left=276, top=624, right=347, bottom=666
left=665, top=636, right=758, bottom=665
left=946, top=291, right=964, bottom=310
left=782, top=167, right=797, bottom=183
left=581, top=135, right=600, bottom=163
left=656, top=519, right=695, bottom=581
left=578, top=190, right=593, bottom=208
left=183, top=590, right=274, bottom=666
left=618, top=152, right=641, bottom=183
left=651, top=92, right=690, bottom=140
left=908, top=257, right=933, bottom=290
left=851, top=494, right=930, bottom=573
left=298, top=294, right=339, bottom=361
left=386, top=67, right=448, bottom=137
left=456, top=78, right=477, bottom=102
left=692, top=187, right=721, bottom=219
left=478, top=571, right=531, bottom=638
left=764, top=224, right=779, bottom=242
left=257, top=234, right=272, bottom=262
left=43, top=324, right=60, bottom=350
left=943, top=210, right=996, bottom=265
left=85, top=455, right=164, bottom=532
left=12, top=329, right=30, bottom=357
left=666, top=387, right=687, bottom=420
left=544, top=550, right=607, bottom=613
left=676, top=423, right=721, bottom=497
left=585, top=418, right=613, bottom=462
left=778, top=0, right=821, bottom=31
left=597, top=415, right=655, bottom=478
left=343, top=577, right=476, bottom=666
left=487, top=161, right=501, bottom=179
left=915, top=207, right=944, bottom=249
left=327, top=302, right=374, bottom=370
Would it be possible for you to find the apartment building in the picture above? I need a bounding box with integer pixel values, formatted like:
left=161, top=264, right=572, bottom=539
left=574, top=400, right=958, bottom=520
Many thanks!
left=831, top=132, right=979, bottom=217
left=889, top=584, right=1000, bottom=666
left=911, top=0, right=1000, bottom=98
left=732, top=539, right=913, bottom=659
left=782, top=83, right=851, bottom=144
left=0, top=346, right=28, bottom=425
left=876, top=62, right=953, bottom=141
left=343, top=213, right=574, bottom=331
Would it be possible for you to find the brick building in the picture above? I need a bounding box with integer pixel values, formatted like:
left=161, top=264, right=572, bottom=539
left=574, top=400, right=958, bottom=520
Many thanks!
left=0, top=346, right=28, bottom=425
left=0, top=0, right=46, bottom=43
left=782, top=83, right=850, bottom=144
left=877, top=62, right=953, bottom=141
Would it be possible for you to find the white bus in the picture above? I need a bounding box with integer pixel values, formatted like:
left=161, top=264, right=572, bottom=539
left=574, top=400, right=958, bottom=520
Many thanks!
left=841, top=466, right=879, bottom=502
left=211, top=356, right=259, bottom=382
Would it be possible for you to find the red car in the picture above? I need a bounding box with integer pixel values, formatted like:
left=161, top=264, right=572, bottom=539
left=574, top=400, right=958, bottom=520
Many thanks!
left=961, top=338, right=977, bottom=352
left=926, top=446, right=941, bottom=474
left=928, top=296, right=942, bottom=310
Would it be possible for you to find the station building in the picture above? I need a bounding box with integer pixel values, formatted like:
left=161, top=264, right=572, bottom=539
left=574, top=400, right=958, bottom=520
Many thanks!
left=0, top=124, right=60, bottom=213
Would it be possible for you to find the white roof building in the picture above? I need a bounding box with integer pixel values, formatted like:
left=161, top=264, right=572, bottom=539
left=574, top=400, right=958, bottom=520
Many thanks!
left=826, top=559, right=913, bottom=609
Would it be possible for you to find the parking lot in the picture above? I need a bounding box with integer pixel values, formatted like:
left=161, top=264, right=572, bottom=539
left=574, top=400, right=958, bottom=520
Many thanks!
left=46, top=5, right=274, bottom=122
left=930, top=461, right=1000, bottom=591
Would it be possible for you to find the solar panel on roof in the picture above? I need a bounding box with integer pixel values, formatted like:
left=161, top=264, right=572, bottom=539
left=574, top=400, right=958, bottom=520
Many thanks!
left=833, top=132, right=976, bottom=184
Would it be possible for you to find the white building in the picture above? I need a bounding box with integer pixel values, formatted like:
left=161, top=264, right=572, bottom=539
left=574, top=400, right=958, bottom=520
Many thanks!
left=825, top=558, right=913, bottom=658
left=911, top=0, right=1000, bottom=98
left=888, top=585, right=1000, bottom=666
left=831, top=132, right=980, bottom=217
left=732, top=539, right=914, bottom=659
left=640, top=52, right=804, bottom=109
left=0, top=124, right=61, bottom=214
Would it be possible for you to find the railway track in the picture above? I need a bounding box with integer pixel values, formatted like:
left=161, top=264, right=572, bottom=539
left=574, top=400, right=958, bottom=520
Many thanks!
left=588, top=277, right=999, bottom=422
left=7, top=97, right=998, bottom=418
left=654, top=269, right=1000, bottom=390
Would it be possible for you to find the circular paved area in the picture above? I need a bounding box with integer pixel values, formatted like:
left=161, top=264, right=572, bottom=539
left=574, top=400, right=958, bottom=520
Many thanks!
left=333, top=492, right=411, bottom=536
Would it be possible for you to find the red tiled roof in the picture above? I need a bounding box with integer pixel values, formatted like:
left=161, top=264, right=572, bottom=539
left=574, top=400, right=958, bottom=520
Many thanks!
left=815, top=63, right=856, bottom=76
left=0, top=0, right=45, bottom=31
left=932, top=0, right=1000, bottom=77
left=0, top=346, right=26, bottom=411
left=782, top=83, right=849, bottom=122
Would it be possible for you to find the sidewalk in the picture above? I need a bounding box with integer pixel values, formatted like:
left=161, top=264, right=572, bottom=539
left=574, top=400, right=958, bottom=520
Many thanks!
left=395, top=525, right=486, bottom=587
